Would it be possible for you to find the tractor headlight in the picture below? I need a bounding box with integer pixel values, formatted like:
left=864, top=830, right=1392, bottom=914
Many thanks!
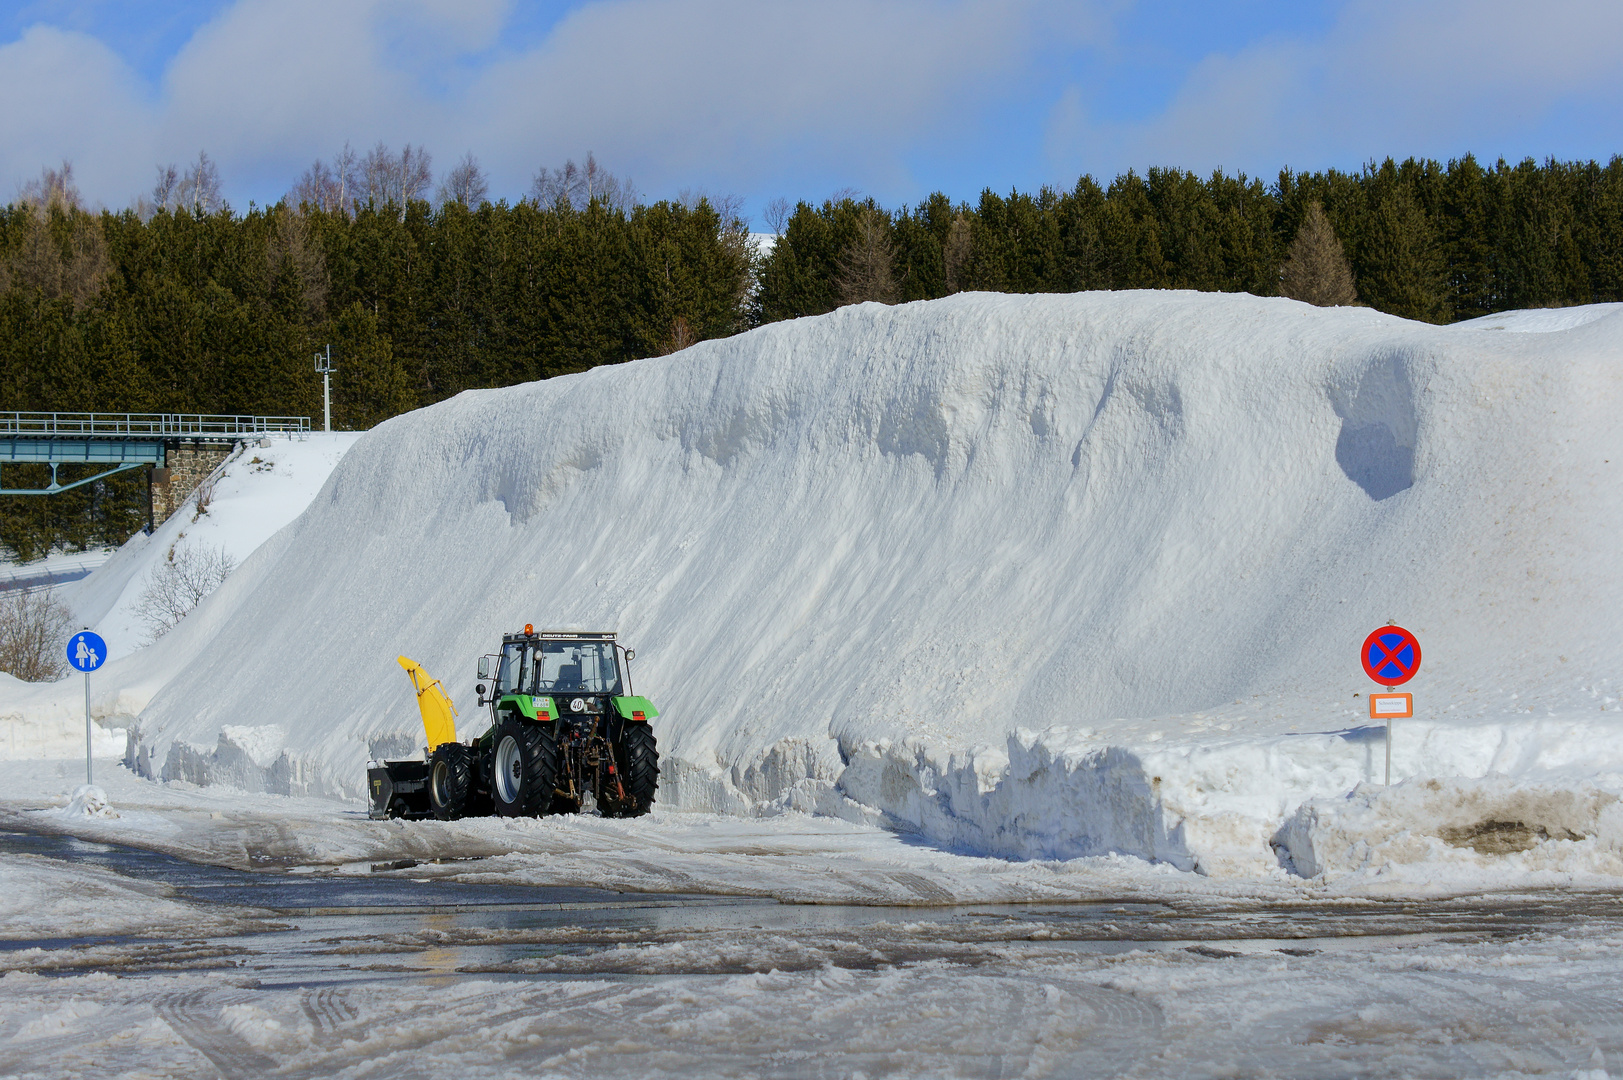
left=570, top=697, right=588, bottom=713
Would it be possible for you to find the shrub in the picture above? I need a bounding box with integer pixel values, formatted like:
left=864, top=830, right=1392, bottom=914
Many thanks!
left=134, top=542, right=236, bottom=641
left=0, top=586, right=75, bottom=681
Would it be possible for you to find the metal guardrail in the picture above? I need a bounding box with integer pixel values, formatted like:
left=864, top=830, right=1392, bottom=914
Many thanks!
left=0, top=413, right=311, bottom=438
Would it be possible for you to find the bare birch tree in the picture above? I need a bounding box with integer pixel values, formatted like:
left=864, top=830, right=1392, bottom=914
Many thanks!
left=133, top=543, right=236, bottom=642
left=942, top=214, right=974, bottom=294
left=17, top=162, right=82, bottom=210
left=437, top=153, right=490, bottom=207
left=147, top=152, right=223, bottom=215
left=0, top=587, right=74, bottom=682
left=362, top=142, right=433, bottom=208
left=763, top=197, right=791, bottom=236
left=1, top=162, right=110, bottom=307
left=531, top=152, right=636, bottom=211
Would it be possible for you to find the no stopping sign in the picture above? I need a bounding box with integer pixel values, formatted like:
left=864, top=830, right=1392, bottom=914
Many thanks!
left=1361, top=626, right=1421, bottom=687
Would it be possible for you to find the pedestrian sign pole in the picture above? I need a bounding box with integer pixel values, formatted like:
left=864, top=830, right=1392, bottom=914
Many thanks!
left=66, top=630, right=107, bottom=784
left=1360, top=625, right=1421, bottom=785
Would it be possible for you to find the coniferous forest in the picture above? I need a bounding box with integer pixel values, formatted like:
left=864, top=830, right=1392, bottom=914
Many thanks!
left=4, top=152, right=1623, bottom=557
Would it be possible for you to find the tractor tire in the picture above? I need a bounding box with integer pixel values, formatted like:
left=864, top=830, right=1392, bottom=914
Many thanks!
left=602, top=722, right=659, bottom=818
left=491, top=717, right=560, bottom=818
left=429, top=743, right=476, bottom=821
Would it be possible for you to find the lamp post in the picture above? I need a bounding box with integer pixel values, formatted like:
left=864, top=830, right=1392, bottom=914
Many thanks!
left=314, top=345, right=336, bottom=433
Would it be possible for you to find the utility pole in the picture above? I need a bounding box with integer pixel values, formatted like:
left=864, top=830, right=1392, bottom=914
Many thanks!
left=314, top=345, right=336, bottom=433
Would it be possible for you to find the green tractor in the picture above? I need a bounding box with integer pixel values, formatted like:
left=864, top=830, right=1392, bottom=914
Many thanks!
left=370, top=629, right=659, bottom=821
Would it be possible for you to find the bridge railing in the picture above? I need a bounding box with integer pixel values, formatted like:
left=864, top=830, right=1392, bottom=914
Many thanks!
left=0, top=413, right=312, bottom=438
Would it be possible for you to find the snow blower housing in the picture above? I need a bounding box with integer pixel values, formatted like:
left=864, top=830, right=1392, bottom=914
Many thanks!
left=368, top=629, right=659, bottom=821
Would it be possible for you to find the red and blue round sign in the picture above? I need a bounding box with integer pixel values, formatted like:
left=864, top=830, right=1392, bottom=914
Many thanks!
left=1361, top=625, right=1421, bottom=687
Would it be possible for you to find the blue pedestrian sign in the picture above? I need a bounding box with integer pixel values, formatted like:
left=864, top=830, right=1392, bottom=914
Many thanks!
left=67, top=631, right=106, bottom=672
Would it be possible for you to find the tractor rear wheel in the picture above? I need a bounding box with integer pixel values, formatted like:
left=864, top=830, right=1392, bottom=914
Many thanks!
left=491, top=717, right=560, bottom=817
left=602, top=722, right=659, bottom=818
left=429, top=743, right=476, bottom=820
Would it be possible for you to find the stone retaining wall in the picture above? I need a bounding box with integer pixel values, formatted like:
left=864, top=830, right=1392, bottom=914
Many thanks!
left=150, top=443, right=236, bottom=525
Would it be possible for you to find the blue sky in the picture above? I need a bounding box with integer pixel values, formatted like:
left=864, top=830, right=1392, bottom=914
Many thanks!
left=3, top=1, right=1621, bottom=223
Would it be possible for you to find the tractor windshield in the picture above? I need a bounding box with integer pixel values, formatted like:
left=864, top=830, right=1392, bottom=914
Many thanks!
left=531, top=640, right=621, bottom=694
left=494, top=639, right=622, bottom=696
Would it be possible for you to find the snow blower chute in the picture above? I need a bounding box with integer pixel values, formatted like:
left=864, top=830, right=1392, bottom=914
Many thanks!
left=368, top=630, right=659, bottom=821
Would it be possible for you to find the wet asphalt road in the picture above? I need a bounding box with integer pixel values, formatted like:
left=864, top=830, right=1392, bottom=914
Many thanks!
left=6, top=828, right=1623, bottom=990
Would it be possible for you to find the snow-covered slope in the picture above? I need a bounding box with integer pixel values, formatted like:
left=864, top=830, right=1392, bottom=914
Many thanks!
left=107, top=291, right=1623, bottom=876
left=0, top=434, right=359, bottom=756
left=70, top=433, right=362, bottom=659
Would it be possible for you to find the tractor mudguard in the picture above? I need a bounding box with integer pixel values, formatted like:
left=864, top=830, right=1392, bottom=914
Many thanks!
left=612, top=696, right=658, bottom=722
left=497, top=694, right=556, bottom=722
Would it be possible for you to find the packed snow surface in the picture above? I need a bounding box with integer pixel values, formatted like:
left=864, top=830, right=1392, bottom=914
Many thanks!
left=5, top=757, right=1623, bottom=1076
left=0, top=548, right=112, bottom=592
left=1453, top=301, right=1623, bottom=333
left=3, top=860, right=1621, bottom=1080
left=15, top=290, right=1623, bottom=881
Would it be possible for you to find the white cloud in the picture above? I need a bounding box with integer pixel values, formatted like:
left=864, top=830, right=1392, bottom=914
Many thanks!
left=1, top=0, right=1106, bottom=210
left=455, top=0, right=1079, bottom=199
left=1047, top=0, right=1623, bottom=180
left=8, top=0, right=1623, bottom=212
left=0, top=25, right=157, bottom=203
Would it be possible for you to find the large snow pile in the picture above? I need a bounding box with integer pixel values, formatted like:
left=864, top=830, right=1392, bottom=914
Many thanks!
left=0, top=434, right=359, bottom=757
left=100, top=290, right=1623, bottom=877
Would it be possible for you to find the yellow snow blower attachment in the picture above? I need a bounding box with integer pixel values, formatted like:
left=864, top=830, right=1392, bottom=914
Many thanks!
left=398, top=656, right=458, bottom=750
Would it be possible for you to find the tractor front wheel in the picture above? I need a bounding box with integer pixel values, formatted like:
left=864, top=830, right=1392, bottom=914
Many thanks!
left=429, top=743, right=476, bottom=820
left=491, top=717, right=560, bottom=817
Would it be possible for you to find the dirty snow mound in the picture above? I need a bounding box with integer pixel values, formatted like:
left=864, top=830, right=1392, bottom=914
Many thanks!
left=1277, top=775, right=1623, bottom=887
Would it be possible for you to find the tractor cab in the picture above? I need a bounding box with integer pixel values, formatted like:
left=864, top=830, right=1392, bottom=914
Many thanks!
left=479, top=630, right=633, bottom=726
left=492, top=634, right=622, bottom=694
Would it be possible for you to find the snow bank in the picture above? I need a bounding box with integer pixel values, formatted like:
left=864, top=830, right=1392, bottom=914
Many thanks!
left=1278, top=774, right=1623, bottom=887
left=0, top=434, right=359, bottom=758
left=68, top=432, right=362, bottom=656
left=60, top=784, right=117, bottom=819
left=99, top=291, right=1623, bottom=877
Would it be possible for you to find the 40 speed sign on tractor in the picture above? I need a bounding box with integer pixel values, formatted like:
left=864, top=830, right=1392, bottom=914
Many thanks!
left=369, top=628, right=659, bottom=821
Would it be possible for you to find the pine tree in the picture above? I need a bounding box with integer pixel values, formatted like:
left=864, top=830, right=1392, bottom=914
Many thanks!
left=1280, top=202, right=1357, bottom=306
left=1354, top=178, right=1448, bottom=322
left=835, top=209, right=897, bottom=305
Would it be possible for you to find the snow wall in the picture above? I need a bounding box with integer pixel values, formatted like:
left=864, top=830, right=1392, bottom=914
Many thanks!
left=124, top=291, right=1623, bottom=874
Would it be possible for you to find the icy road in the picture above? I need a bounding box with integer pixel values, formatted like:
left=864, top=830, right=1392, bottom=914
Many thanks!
left=2, top=767, right=1622, bottom=1078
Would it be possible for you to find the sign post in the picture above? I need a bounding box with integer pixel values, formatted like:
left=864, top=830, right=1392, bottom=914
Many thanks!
left=1360, top=625, right=1421, bottom=785
left=66, top=630, right=107, bottom=784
